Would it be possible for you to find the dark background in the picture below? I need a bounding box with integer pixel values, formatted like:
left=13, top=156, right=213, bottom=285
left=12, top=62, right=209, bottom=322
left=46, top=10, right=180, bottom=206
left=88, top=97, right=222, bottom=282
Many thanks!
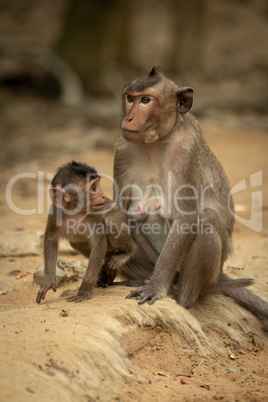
left=0, top=0, right=267, bottom=169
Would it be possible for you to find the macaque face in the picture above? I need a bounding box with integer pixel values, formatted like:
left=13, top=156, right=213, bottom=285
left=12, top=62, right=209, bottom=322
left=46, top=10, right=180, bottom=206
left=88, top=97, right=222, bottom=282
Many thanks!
left=121, top=90, right=162, bottom=144
left=49, top=177, right=106, bottom=213
left=121, top=69, right=193, bottom=145
left=121, top=88, right=178, bottom=144
left=87, top=178, right=106, bottom=211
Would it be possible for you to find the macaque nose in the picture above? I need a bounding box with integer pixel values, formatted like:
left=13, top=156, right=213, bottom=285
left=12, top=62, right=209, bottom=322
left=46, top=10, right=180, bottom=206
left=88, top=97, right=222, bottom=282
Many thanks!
left=126, top=112, right=134, bottom=122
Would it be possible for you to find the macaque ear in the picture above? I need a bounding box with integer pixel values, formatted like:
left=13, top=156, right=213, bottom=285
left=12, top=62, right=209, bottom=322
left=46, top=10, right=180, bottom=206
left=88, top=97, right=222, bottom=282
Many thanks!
left=176, top=87, right=193, bottom=114
left=49, top=188, right=70, bottom=209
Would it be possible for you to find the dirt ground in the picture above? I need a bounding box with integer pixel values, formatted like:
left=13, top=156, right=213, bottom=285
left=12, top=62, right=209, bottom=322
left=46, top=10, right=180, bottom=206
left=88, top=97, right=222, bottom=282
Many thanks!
left=0, top=107, right=268, bottom=401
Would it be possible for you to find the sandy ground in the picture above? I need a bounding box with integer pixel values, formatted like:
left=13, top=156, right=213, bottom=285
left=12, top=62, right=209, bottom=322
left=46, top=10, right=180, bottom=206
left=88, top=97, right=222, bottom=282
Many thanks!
left=0, top=119, right=268, bottom=401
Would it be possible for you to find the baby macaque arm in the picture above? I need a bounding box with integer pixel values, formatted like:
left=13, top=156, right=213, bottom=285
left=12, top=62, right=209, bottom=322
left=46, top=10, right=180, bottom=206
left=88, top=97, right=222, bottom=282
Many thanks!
left=36, top=227, right=58, bottom=303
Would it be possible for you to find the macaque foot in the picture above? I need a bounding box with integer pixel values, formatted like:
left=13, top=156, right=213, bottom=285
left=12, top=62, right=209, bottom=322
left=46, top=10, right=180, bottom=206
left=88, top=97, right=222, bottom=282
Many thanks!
left=96, top=270, right=116, bottom=287
left=66, top=290, right=92, bottom=303
left=126, top=283, right=166, bottom=305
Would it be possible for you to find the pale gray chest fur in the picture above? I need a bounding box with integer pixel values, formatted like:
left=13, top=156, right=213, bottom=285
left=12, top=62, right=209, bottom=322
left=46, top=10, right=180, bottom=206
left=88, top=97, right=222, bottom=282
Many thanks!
left=125, top=144, right=173, bottom=252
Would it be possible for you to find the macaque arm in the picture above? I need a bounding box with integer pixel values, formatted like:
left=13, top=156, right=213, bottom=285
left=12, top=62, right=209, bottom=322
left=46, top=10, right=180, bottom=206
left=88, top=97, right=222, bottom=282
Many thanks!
left=66, top=231, right=107, bottom=303
left=126, top=221, right=195, bottom=304
left=130, top=223, right=159, bottom=265
left=36, top=233, right=58, bottom=304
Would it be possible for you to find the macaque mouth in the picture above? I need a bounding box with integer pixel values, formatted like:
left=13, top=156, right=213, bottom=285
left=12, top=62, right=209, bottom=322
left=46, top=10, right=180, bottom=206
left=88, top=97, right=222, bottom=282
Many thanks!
left=122, top=128, right=139, bottom=133
left=95, top=202, right=105, bottom=207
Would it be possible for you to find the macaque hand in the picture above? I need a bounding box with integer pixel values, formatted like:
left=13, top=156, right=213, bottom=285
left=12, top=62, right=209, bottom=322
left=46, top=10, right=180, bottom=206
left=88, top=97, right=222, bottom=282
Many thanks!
left=36, top=277, right=56, bottom=304
left=125, top=283, right=166, bottom=305
left=66, top=289, right=92, bottom=303
left=107, top=254, right=129, bottom=276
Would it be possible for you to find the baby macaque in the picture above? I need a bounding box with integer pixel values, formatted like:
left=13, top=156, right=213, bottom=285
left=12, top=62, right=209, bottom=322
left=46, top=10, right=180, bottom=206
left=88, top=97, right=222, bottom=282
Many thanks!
left=36, top=161, right=157, bottom=304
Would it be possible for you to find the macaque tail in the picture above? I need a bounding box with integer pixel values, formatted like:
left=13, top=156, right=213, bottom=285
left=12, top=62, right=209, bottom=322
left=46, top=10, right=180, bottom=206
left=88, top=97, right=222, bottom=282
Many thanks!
left=223, top=286, right=268, bottom=320
left=209, top=276, right=254, bottom=293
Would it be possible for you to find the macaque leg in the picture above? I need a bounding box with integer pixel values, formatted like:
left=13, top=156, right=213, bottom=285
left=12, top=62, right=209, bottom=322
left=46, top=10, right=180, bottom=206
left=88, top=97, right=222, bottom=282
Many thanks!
left=173, top=234, right=221, bottom=307
left=110, top=248, right=153, bottom=287
left=97, top=252, right=145, bottom=287
left=96, top=253, right=117, bottom=288
left=69, top=241, right=90, bottom=258
left=176, top=211, right=226, bottom=308
left=97, top=257, right=148, bottom=288
left=108, top=250, right=151, bottom=287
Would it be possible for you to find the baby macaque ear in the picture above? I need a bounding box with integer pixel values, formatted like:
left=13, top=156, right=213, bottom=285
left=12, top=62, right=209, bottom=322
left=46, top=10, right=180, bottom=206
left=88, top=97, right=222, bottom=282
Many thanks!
left=176, top=87, right=193, bottom=114
left=49, top=187, right=70, bottom=209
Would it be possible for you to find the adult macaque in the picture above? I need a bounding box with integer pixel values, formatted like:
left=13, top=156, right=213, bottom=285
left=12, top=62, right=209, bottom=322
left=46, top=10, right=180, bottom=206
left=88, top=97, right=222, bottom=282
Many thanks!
left=36, top=161, right=158, bottom=304
left=114, top=67, right=268, bottom=326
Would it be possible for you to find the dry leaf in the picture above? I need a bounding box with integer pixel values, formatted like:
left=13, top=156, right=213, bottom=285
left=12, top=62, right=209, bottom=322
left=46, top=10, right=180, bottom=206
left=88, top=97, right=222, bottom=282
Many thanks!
left=227, top=347, right=236, bottom=360
left=154, top=371, right=170, bottom=377
left=180, top=377, right=210, bottom=390
left=46, top=371, right=55, bottom=376
left=16, top=272, right=28, bottom=279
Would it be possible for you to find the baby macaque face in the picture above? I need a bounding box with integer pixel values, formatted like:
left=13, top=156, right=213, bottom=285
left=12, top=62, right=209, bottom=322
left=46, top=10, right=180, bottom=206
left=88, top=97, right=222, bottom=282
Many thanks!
left=87, top=178, right=106, bottom=211
left=49, top=177, right=106, bottom=214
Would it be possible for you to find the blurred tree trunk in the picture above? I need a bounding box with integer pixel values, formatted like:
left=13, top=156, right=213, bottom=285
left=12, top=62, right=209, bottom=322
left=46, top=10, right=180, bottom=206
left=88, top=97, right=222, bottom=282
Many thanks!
left=56, top=0, right=131, bottom=96
left=167, top=0, right=206, bottom=75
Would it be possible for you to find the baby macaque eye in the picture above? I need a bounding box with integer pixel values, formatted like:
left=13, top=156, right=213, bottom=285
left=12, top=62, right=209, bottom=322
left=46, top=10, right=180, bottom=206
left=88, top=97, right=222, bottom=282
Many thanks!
left=127, top=95, right=134, bottom=103
left=91, top=184, right=97, bottom=191
left=141, top=97, right=150, bottom=104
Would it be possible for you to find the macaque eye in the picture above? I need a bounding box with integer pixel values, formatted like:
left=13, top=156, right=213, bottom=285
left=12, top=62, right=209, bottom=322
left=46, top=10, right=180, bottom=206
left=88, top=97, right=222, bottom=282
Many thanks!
left=141, top=97, right=150, bottom=104
left=127, top=95, right=134, bottom=103
left=91, top=184, right=97, bottom=191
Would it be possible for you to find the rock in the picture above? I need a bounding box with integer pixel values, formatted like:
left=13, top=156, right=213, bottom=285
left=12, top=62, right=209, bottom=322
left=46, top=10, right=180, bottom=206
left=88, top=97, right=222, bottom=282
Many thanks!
left=33, top=259, right=87, bottom=286
left=33, top=263, right=67, bottom=286
left=9, top=270, right=22, bottom=276
left=0, top=281, right=13, bottom=295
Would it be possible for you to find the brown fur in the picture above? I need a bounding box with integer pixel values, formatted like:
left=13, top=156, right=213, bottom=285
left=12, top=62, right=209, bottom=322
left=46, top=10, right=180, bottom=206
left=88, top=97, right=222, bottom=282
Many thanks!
left=36, top=161, right=157, bottom=304
left=113, top=68, right=268, bottom=329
